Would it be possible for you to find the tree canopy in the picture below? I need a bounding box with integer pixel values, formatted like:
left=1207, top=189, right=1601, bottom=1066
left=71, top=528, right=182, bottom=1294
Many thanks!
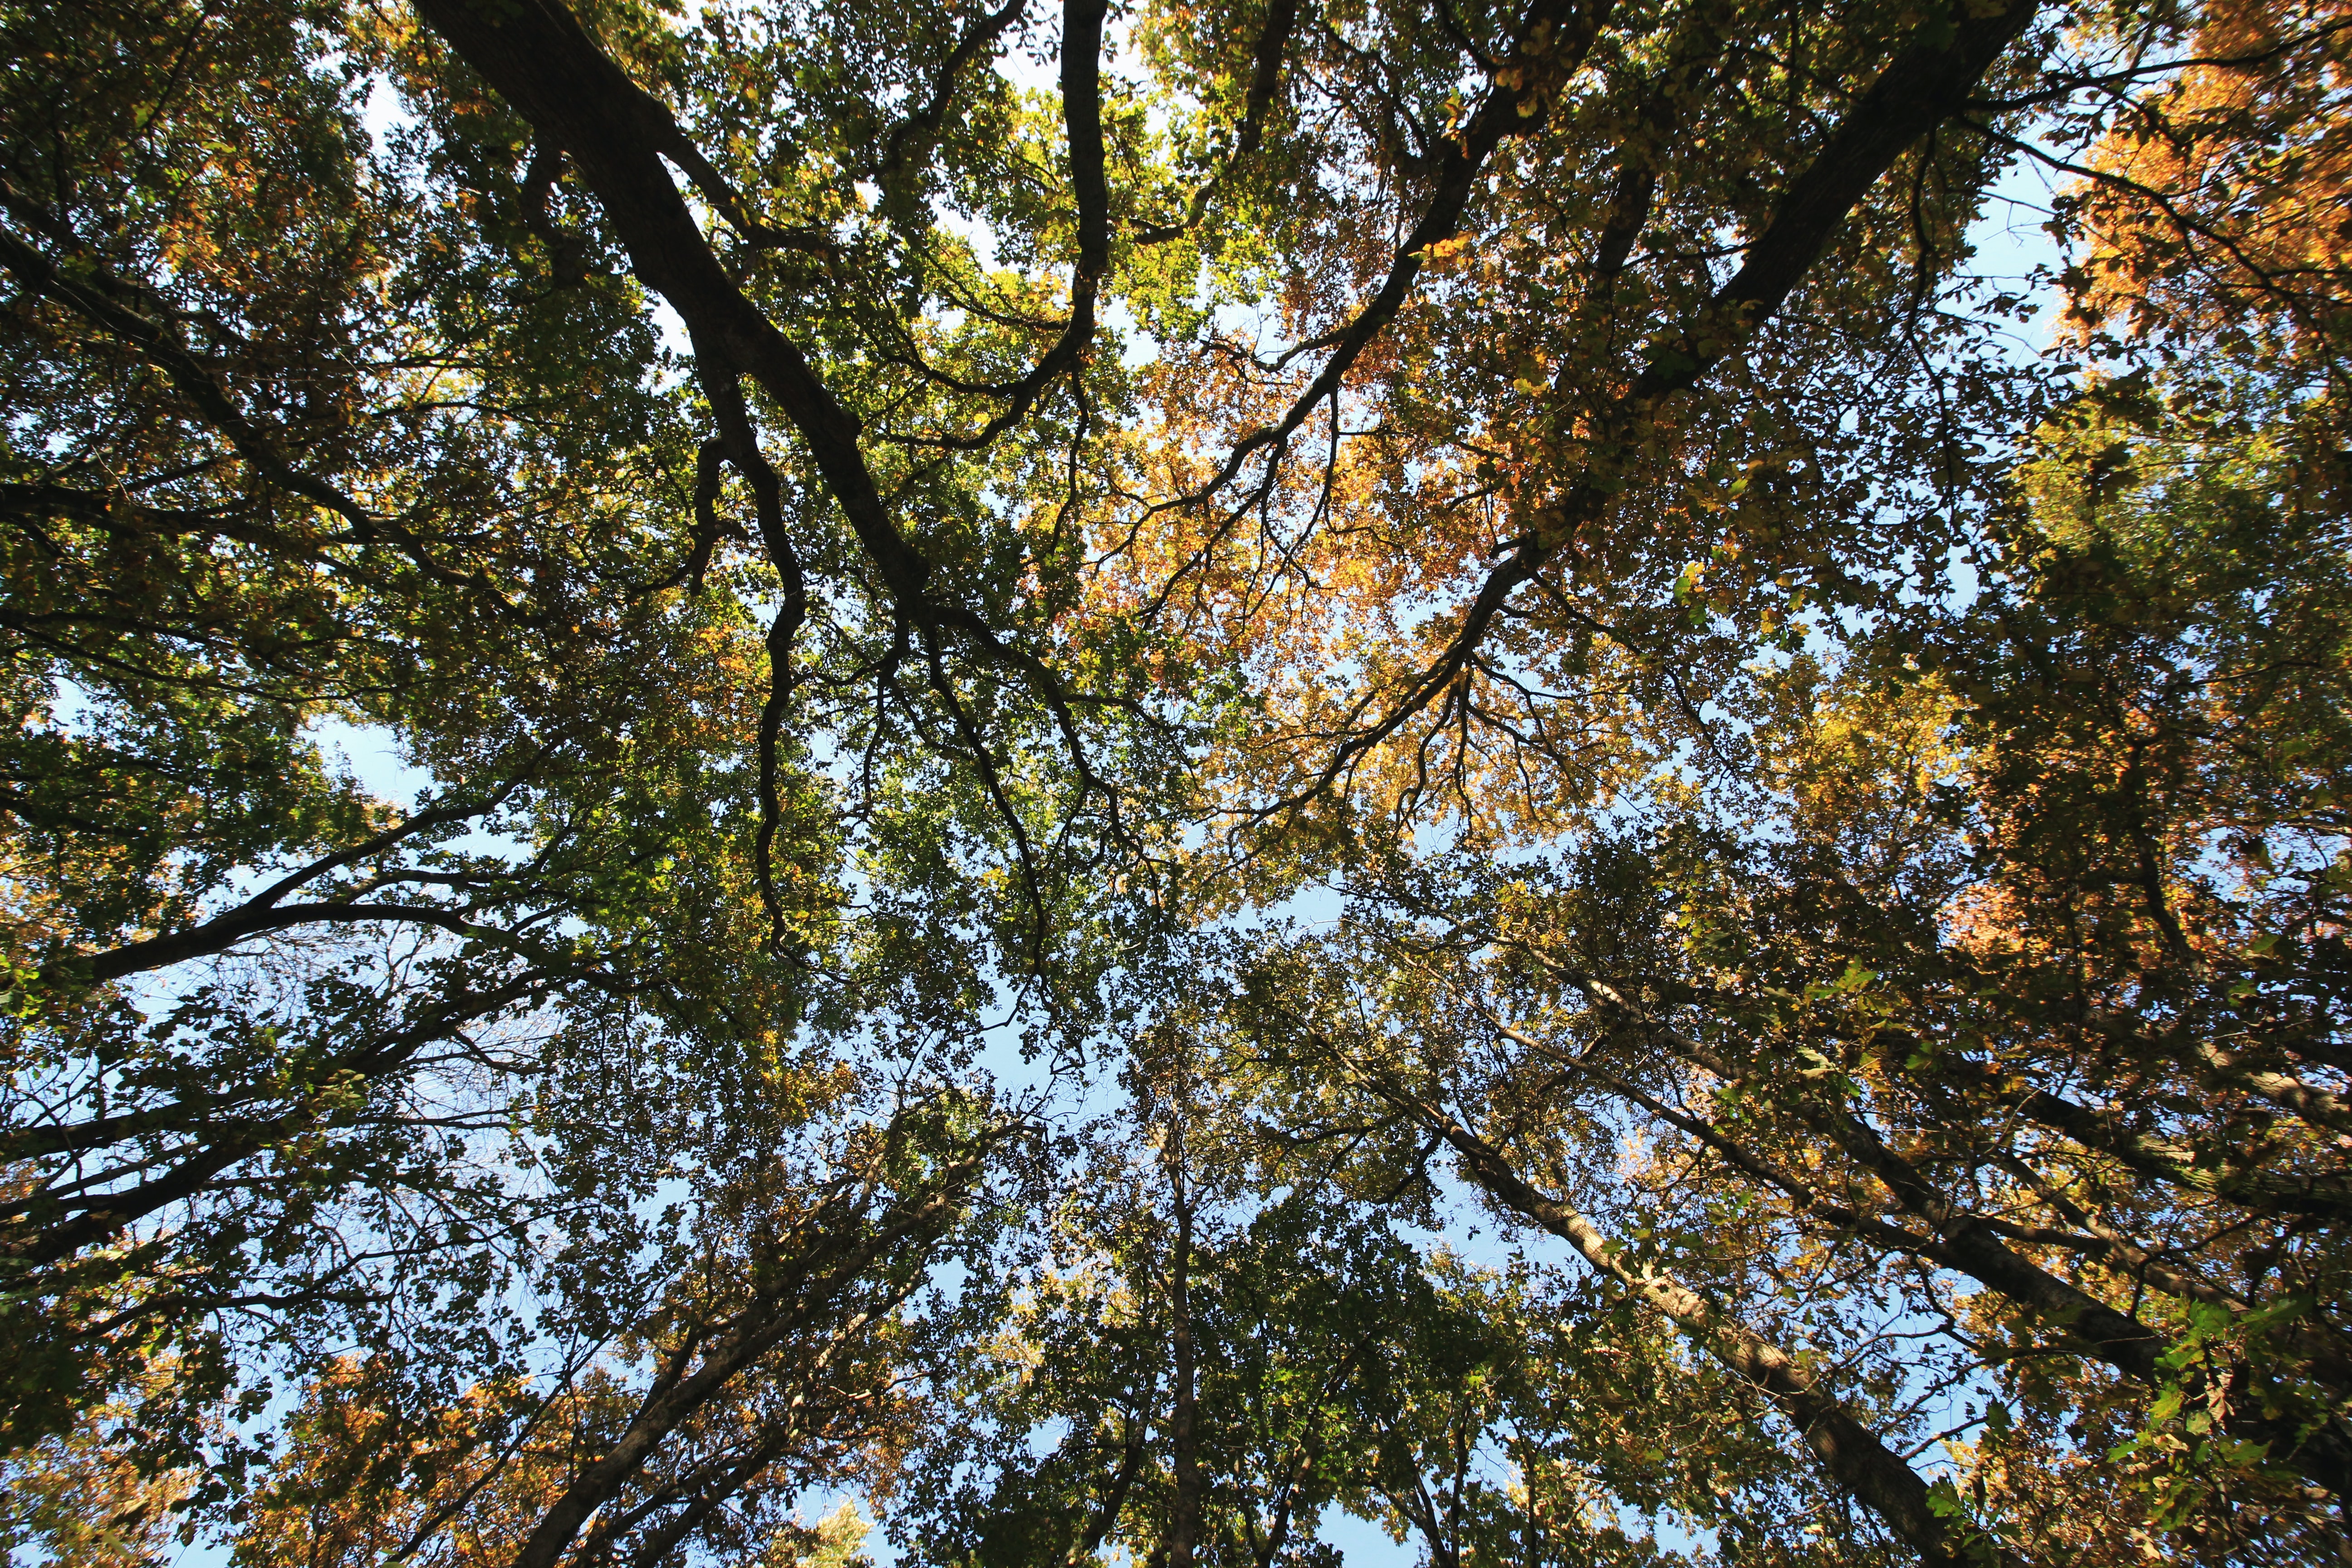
left=2, top=0, right=2348, bottom=1563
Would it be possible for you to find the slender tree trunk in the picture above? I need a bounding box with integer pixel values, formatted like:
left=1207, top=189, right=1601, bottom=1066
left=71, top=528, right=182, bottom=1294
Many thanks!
left=1166, top=1132, right=1201, bottom=1568
left=505, top=1152, right=985, bottom=1568
left=1410, top=1100, right=2004, bottom=1568
left=1065, top=1421, right=1147, bottom=1568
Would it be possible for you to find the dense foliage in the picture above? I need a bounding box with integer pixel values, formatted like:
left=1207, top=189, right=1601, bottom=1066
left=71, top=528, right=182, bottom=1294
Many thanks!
left=1, top=0, right=2347, bottom=1563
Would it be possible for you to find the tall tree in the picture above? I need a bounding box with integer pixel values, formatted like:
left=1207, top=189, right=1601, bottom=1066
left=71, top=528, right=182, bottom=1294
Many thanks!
left=5, top=0, right=2348, bottom=1563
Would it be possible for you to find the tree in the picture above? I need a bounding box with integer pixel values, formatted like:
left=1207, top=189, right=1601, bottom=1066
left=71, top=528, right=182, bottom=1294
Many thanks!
left=4, top=0, right=2347, bottom=1563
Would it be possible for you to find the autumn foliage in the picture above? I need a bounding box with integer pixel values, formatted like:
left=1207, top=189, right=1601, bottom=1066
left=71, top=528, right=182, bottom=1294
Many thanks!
left=2, top=0, right=2349, bottom=1564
